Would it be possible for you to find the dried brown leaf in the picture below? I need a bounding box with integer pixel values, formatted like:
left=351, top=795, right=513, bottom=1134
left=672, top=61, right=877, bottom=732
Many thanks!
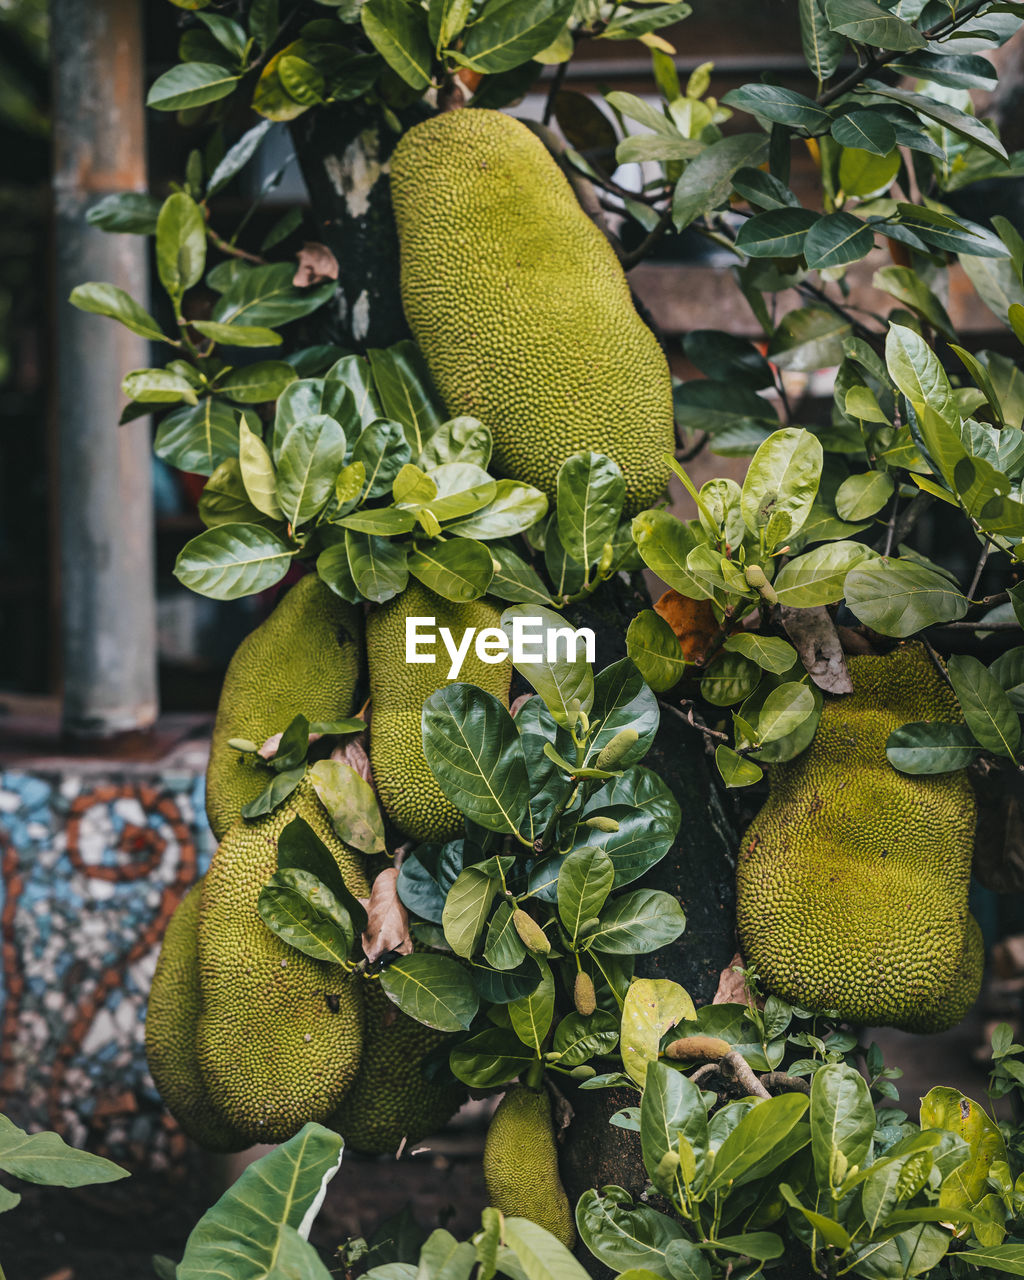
left=293, top=241, right=339, bottom=287
left=360, top=867, right=413, bottom=963
left=781, top=605, right=853, bottom=694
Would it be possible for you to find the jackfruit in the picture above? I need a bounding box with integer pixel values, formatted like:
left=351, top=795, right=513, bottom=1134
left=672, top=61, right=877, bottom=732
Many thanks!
left=145, top=882, right=247, bottom=1153
left=196, top=780, right=369, bottom=1143
left=329, top=977, right=466, bottom=1155
left=367, top=582, right=510, bottom=842
left=736, top=644, right=980, bottom=1033
left=390, top=109, right=674, bottom=513
left=483, top=1085, right=575, bottom=1249
left=206, top=573, right=363, bottom=840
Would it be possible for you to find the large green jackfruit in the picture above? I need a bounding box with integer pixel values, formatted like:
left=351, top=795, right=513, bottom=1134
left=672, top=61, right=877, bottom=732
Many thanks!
left=196, top=781, right=369, bottom=1144
left=483, top=1085, right=575, bottom=1249
left=206, top=574, right=364, bottom=840
left=145, top=882, right=247, bottom=1153
left=367, top=582, right=510, bottom=842
left=736, top=645, right=980, bottom=1033
left=390, top=108, right=674, bottom=513
left=329, top=978, right=466, bottom=1155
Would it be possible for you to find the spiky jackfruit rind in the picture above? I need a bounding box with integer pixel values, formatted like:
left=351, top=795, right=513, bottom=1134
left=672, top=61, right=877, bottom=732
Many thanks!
left=145, top=882, right=247, bottom=1153
left=484, top=1085, right=575, bottom=1249
left=196, top=781, right=369, bottom=1143
left=390, top=109, right=675, bottom=514
left=367, top=582, right=510, bottom=843
left=329, top=977, right=466, bottom=1155
left=736, top=645, right=980, bottom=1033
left=206, top=574, right=364, bottom=840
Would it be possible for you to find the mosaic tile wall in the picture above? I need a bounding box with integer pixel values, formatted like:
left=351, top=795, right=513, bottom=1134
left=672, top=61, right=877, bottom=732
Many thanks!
left=0, top=765, right=214, bottom=1169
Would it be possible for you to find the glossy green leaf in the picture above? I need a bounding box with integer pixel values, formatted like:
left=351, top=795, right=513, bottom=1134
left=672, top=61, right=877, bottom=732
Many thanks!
left=706, top=1094, right=810, bottom=1191
left=213, top=263, right=336, bottom=328
left=845, top=558, right=967, bottom=636
left=862, top=80, right=1008, bottom=160
left=626, top=610, right=688, bottom=693
left=367, top=341, right=445, bottom=455
left=191, top=320, right=282, bottom=348
left=407, top=537, right=495, bottom=602
left=800, top=0, right=844, bottom=87
left=219, top=361, right=297, bottom=405
left=872, top=266, right=954, bottom=339
left=500, top=605, right=594, bottom=729
left=830, top=109, right=896, bottom=155
left=277, top=415, right=346, bottom=525
left=147, top=61, right=242, bottom=111
left=885, top=722, right=980, bottom=774
left=558, top=847, right=615, bottom=944
left=345, top=529, right=409, bottom=603
left=156, top=192, right=206, bottom=301
left=810, top=1063, right=874, bottom=1189
left=768, top=307, right=852, bottom=371
left=174, top=522, right=294, bottom=600
left=487, top=545, right=555, bottom=606
left=509, top=959, right=555, bottom=1052
left=257, top=868, right=354, bottom=964
left=839, top=145, right=901, bottom=198
left=740, top=428, right=823, bottom=542
left=240, top=765, right=306, bottom=821
left=715, top=745, right=763, bottom=788
left=620, top=978, right=695, bottom=1087
left=207, top=119, right=276, bottom=196
left=276, top=815, right=367, bottom=933
left=422, top=684, right=531, bottom=837
left=772, top=540, right=876, bottom=607
left=462, top=0, right=576, bottom=73
left=308, top=759, right=386, bottom=856
left=379, top=953, right=479, bottom=1032
left=824, top=0, right=924, bottom=49
left=756, top=682, right=815, bottom=743
left=449, top=1026, right=537, bottom=1088
left=504, top=1217, right=593, bottom=1280
left=722, top=84, right=831, bottom=132
left=442, top=867, right=500, bottom=958
left=155, top=400, right=242, bottom=476
left=85, top=191, right=162, bottom=234
left=176, top=1125, right=343, bottom=1279
left=122, top=368, right=197, bottom=404
left=575, top=1187, right=687, bottom=1276
left=671, top=133, right=768, bottom=230
left=484, top=901, right=527, bottom=971
left=947, top=653, right=1021, bottom=759
left=445, top=481, right=548, bottom=541
left=835, top=470, right=895, bottom=521
left=69, top=282, right=167, bottom=343
left=957, top=1244, right=1024, bottom=1274
left=238, top=419, right=283, bottom=519
left=735, top=208, right=819, bottom=258
left=551, top=1010, right=619, bottom=1068
left=722, top=633, right=797, bottom=674
left=0, top=1114, right=127, bottom=1187
left=557, top=452, right=625, bottom=568
left=361, top=0, right=433, bottom=87
left=803, top=212, right=875, bottom=271
left=588, top=890, right=686, bottom=956
left=640, top=1060, right=709, bottom=1193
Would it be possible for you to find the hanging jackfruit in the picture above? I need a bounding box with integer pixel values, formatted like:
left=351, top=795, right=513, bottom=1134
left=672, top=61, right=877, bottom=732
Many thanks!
left=144, top=882, right=247, bottom=1153
left=483, top=1085, right=575, bottom=1249
left=736, top=645, right=980, bottom=1033
left=329, top=978, right=465, bottom=1155
left=195, top=780, right=369, bottom=1144
left=390, top=108, right=674, bottom=513
left=367, top=582, right=510, bottom=842
left=206, top=573, right=364, bottom=840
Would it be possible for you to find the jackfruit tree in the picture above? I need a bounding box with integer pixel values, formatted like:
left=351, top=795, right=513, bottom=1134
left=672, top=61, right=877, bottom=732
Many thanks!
left=72, top=0, right=1024, bottom=1274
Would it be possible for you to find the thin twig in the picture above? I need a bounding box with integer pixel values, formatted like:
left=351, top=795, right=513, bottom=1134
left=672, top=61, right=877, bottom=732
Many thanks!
left=882, top=494, right=899, bottom=558
left=968, top=543, right=992, bottom=601
left=760, top=1071, right=812, bottom=1096
left=206, top=225, right=266, bottom=265
left=934, top=620, right=1022, bottom=631
left=660, top=700, right=730, bottom=744
left=620, top=204, right=676, bottom=269
left=876, top=491, right=933, bottom=553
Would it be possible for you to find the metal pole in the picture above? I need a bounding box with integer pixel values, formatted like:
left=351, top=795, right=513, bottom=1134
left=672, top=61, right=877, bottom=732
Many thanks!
left=52, top=0, right=157, bottom=739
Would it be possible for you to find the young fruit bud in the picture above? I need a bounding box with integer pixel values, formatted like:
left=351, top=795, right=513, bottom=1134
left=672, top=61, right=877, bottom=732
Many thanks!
left=585, top=815, right=620, bottom=833
left=664, top=1034, right=731, bottom=1064
left=227, top=738, right=260, bottom=753
left=574, top=970, right=597, bottom=1016
left=744, top=563, right=778, bottom=605
left=595, top=728, right=639, bottom=771
left=576, top=917, right=601, bottom=940
left=513, top=908, right=550, bottom=955
left=570, top=1064, right=596, bottom=1081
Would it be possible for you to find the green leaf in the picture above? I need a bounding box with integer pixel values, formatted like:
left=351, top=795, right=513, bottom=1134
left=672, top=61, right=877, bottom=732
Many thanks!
left=839, top=145, right=901, bottom=198
left=885, top=721, right=980, bottom=774
left=487, top=545, right=555, bottom=606
left=701, top=652, right=761, bottom=707
left=0, top=1115, right=127, bottom=1187
left=307, top=759, right=386, bottom=856
left=122, top=368, right=197, bottom=404
left=769, top=307, right=852, bottom=371
left=861, top=1150, right=935, bottom=1236
left=219, top=361, right=297, bottom=405
left=631, top=510, right=709, bottom=602
left=407, top=538, right=495, bottom=603
left=509, top=959, right=555, bottom=1052
left=277, top=415, right=346, bottom=526
left=352, top=420, right=413, bottom=500
left=803, top=212, right=875, bottom=271
left=721, top=84, right=831, bottom=133
left=422, top=684, right=531, bottom=837
left=345, top=529, right=409, bottom=604
left=620, top=978, right=695, bottom=1087
left=887, top=50, right=998, bottom=91
left=810, top=1063, right=874, bottom=1190
left=558, top=847, right=615, bottom=945
left=147, top=61, right=241, bottom=111
left=861, top=80, right=1008, bottom=161
left=326, top=355, right=384, bottom=431
left=920, top=1087, right=1007, bottom=1212
left=419, top=416, right=492, bottom=469
left=380, top=953, right=479, bottom=1032
left=360, top=0, right=433, bottom=88
left=834, top=470, right=895, bottom=521
left=278, top=54, right=325, bottom=106
left=756, top=682, right=815, bottom=743
left=872, top=265, right=954, bottom=339
left=503, top=1217, right=593, bottom=1280
left=442, top=867, right=501, bottom=958
left=626, top=610, right=687, bottom=693
left=450, top=1025, right=536, bottom=1088
left=773, top=540, right=876, bottom=607
left=722, top=633, right=797, bottom=674
left=192, top=320, right=283, bottom=348
left=239, top=418, right=283, bottom=520
left=207, top=119, right=276, bottom=196
left=735, top=208, right=819, bottom=258
left=715, top=745, right=763, bottom=788
left=557, top=452, right=625, bottom=569
left=740, top=428, right=823, bottom=543
left=824, top=0, right=925, bottom=49
left=958, top=1244, right=1024, bottom=1274
left=213, top=262, right=336, bottom=328
left=732, top=165, right=801, bottom=212
left=85, top=191, right=162, bottom=234
left=174, top=522, right=294, bottom=600
left=485, top=901, right=527, bottom=971
left=640, top=1060, right=709, bottom=1193
left=69, top=282, right=167, bottom=343
left=778, top=1185, right=852, bottom=1252
left=368, top=342, right=445, bottom=456
left=844, top=558, right=967, bottom=636
left=155, top=400, right=242, bottom=476
left=800, top=0, right=845, bottom=88
left=894, top=203, right=1006, bottom=257
left=156, top=192, right=206, bottom=302
left=947, top=653, right=1021, bottom=759
left=240, top=766, right=306, bottom=821
left=705, top=1094, right=810, bottom=1191
left=462, top=0, right=576, bottom=74
left=445, top=481, right=548, bottom=541
left=177, top=1123, right=343, bottom=1279
left=671, top=133, right=768, bottom=231
left=589, top=890, right=686, bottom=956
left=500, top=605, right=594, bottom=730
left=257, top=868, right=354, bottom=964
left=430, top=0, right=474, bottom=48
left=830, top=109, right=896, bottom=155
left=276, top=815, right=367, bottom=933
left=0, top=1183, right=20, bottom=1212
left=551, top=1009, right=619, bottom=1068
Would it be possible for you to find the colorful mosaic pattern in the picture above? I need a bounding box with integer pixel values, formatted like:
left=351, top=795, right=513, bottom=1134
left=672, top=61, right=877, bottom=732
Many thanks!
left=0, top=769, right=214, bottom=1168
